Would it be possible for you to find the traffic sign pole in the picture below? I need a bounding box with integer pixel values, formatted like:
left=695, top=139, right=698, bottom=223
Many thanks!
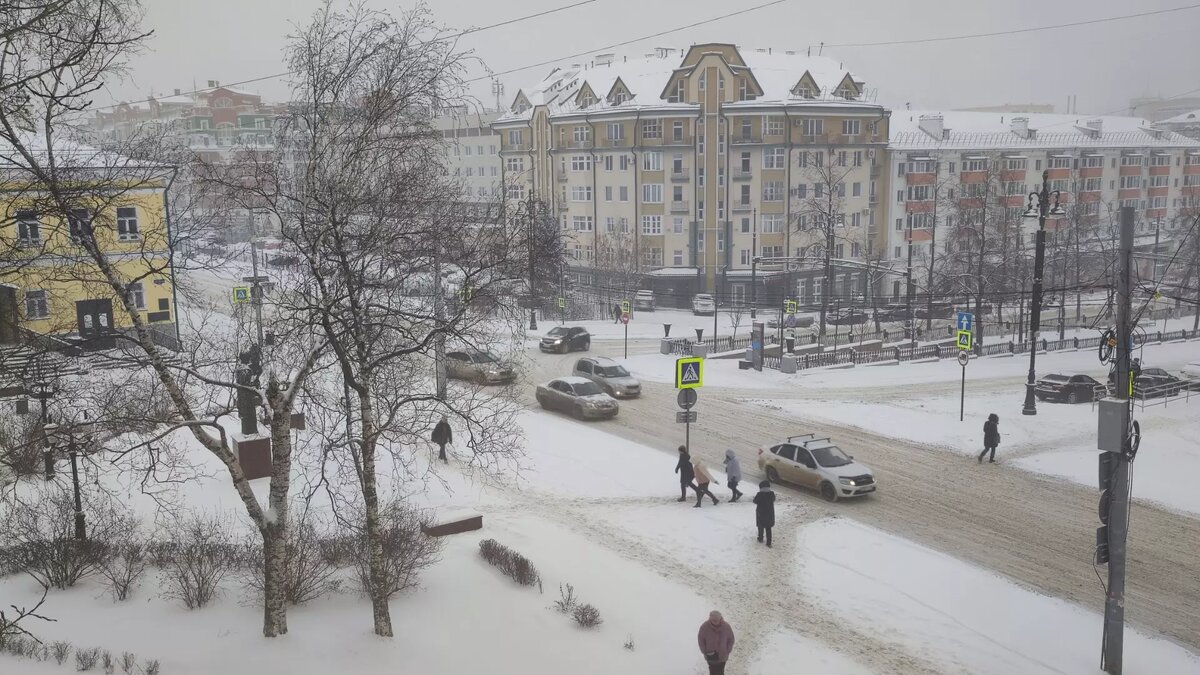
left=960, top=360, right=967, bottom=422
left=624, top=316, right=628, bottom=359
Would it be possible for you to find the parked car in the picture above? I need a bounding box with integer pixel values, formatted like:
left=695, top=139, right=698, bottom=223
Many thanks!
left=1035, top=373, right=1103, bottom=403
left=1182, top=361, right=1200, bottom=390
left=445, top=350, right=516, bottom=385
left=572, top=356, right=641, bottom=398
left=875, top=304, right=909, bottom=322
left=756, top=433, right=876, bottom=502
left=634, top=289, right=656, bottom=311
left=828, top=309, right=869, bottom=325
left=1108, top=365, right=1184, bottom=398
left=692, top=293, right=716, bottom=316
left=539, top=326, right=591, bottom=353
left=535, top=377, right=619, bottom=420
left=915, top=302, right=954, bottom=319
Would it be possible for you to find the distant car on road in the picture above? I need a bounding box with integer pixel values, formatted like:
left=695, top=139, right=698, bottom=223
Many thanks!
left=539, top=326, right=591, bottom=353
left=445, top=350, right=516, bottom=385
left=756, top=433, right=876, bottom=502
left=1108, top=365, right=1184, bottom=398
left=914, top=302, right=953, bottom=319
left=692, top=293, right=716, bottom=316
left=634, top=289, right=656, bottom=311
left=535, top=376, right=619, bottom=420
left=572, top=356, right=641, bottom=398
left=828, top=309, right=869, bottom=325
left=1035, top=373, right=1103, bottom=403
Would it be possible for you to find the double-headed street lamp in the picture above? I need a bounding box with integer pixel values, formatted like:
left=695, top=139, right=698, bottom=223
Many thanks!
left=42, top=416, right=94, bottom=541
left=1021, top=169, right=1066, bottom=416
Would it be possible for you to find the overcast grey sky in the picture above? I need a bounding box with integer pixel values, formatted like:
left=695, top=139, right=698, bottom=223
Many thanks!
left=106, top=0, right=1200, bottom=116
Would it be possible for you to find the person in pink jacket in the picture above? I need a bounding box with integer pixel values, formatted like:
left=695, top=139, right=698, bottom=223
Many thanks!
left=691, top=458, right=720, bottom=508
left=697, top=610, right=735, bottom=674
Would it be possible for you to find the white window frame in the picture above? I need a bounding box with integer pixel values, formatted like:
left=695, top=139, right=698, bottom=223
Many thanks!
left=643, top=151, right=663, bottom=171
left=763, top=148, right=785, bottom=169
left=117, top=206, right=140, bottom=240
left=570, top=186, right=593, bottom=202
left=24, top=289, right=49, bottom=319
left=128, top=282, right=146, bottom=310
left=842, top=119, right=861, bottom=136
left=641, top=215, right=663, bottom=235
left=642, top=183, right=663, bottom=203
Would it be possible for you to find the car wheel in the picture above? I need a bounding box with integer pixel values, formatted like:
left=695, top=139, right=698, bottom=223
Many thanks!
left=1067, top=391, right=1078, bottom=404
left=536, top=395, right=548, bottom=410
left=765, top=467, right=780, bottom=483
left=819, top=481, right=838, bottom=502
left=582, top=339, right=590, bottom=351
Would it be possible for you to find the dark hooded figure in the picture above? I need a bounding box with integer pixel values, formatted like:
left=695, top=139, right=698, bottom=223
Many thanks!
left=675, top=445, right=697, bottom=501
left=432, top=415, right=452, bottom=464
left=613, top=303, right=622, bottom=323
left=979, top=413, right=1000, bottom=464
left=753, top=480, right=776, bottom=547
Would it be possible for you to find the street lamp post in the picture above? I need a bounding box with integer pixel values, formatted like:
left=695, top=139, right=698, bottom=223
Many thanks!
left=1021, top=170, right=1065, bottom=416
left=750, top=209, right=759, bottom=319
left=516, top=191, right=552, bottom=331
left=34, top=379, right=55, bottom=480
left=43, top=421, right=87, bottom=541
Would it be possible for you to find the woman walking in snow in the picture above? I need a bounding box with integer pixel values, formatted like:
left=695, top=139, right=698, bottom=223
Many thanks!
left=675, top=445, right=698, bottom=502
left=753, top=480, right=775, bottom=547
left=723, top=449, right=743, bottom=502
left=979, top=413, right=1000, bottom=463
left=692, top=458, right=720, bottom=508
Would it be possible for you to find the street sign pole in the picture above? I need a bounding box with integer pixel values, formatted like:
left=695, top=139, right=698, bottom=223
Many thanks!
left=961, top=362, right=967, bottom=422
left=624, top=317, right=628, bottom=359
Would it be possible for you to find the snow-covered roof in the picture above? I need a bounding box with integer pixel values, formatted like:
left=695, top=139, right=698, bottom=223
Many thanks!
left=0, top=134, right=169, bottom=172
left=889, top=110, right=1200, bottom=152
left=648, top=266, right=700, bottom=277
left=497, top=45, right=877, bottom=123
left=1159, top=108, right=1200, bottom=125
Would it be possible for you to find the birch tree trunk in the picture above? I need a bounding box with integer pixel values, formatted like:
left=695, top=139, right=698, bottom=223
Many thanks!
left=358, top=389, right=392, bottom=637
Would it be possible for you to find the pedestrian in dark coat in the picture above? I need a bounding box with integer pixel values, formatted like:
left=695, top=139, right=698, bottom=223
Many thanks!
left=692, top=459, right=720, bottom=508
left=979, top=413, right=1000, bottom=463
left=431, top=415, right=452, bottom=464
left=697, top=610, right=735, bottom=675
left=675, top=445, right=697, bottom=501
left=753, top=480, right=776, bottom=547
left=723, top=449, right=743, bottom=502
left=612, top=303, right=622, bottom=323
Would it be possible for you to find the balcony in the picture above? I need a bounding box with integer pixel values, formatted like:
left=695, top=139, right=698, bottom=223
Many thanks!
left=670, top=169, right=690, bottom=182
left=603, top=138, right=628, bottom=148
left=732, top=169, right=753, bottom=181
left=568, top=139, right=593, bottom=149
left=505, top=143, right=526, bottom=152
left=732, top=133, right=762, bottom=145
left=732, top=202, right=754, bottom=213
left=670, top=201, right=690, bottom=214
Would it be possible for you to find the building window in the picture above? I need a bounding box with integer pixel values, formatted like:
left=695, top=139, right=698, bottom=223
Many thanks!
left=604, top=186, right=613, bottom=201
left=570, top=186, right=593, bottom=202
left=1003, top=181, right=1026, bottom=195
left=763, top=181, right=784, bottom=201
left=619, top=186, right=629, bottom=202
left=763, top=148, right=785, bottom=169
left=1005, top=158, right=1028, bottom=170
left=672, top=121, right=684, bottom=142
left=696, top=229, right=704, bottom=251
left=851, top=242, right=861, bottom=257
left=619, top=155, right=631, bottom=171
left=1149, top=175, right=1168, bottom=187
left=795, top=184, right=807, bottom=199
left=128, top=282, right=145, bottom=310
left=738, top=79, right=749, bottom=101
left=67, top=209, right=90, bottom=243
left=642, top=119, right=662, bottom=139
left=573, top=126, right=591, bottom=144
left=571, top=155, right=592, bottom=171
left=16, top=211, right=40, bottom=246
left=673, top=217, right=685, bottom=234
left=740, top=118, right=752, bottom=140
left=642, top=183, right=663, bottom=203
left=506, top=185, right=526, bottom=200
left=761, top=214, right=784, bottom=233
left=766, top=117, right=784, bottom=136
left=1121, top=155, right=1142, bottom=167
left=1048, top=156, right=1071, bottom=169
left=1150, top=196, right=1167, bottom=209
left=853, top=151, right=863, bottom=167
left=842, top=119, right=861, bottom=136
left=1050, top=179, right=1068, bottom=192
left=605, top=217, right=615, bottom=232
left=572, top=215, right=594, bottom=231
left=739, top=184, right=751, bottom=205
left=607, top=123, right=624, bottom=141
left=838, top=151, right=847, bottom=167
left=1149, top=154, right=1170, bottom=166
left=802, top=119, right=823, bottom=136
left=814, top=151, right=824, bottom=167
left=672, top=185, right=684, bottom=203
left=852, top=182, right=862, bottom=197
left=894, top=246, right=902, bottom=258
left=641, top=215, right=663, bottom=235
left=643, top=151, right=663, bottom=171
left=907, top=185, right=931, bottom=201
left=1119, top=175, right=1141, bottom=189
left=644, top=247, right=663, bottom=266
left=24, top=289, right=49, bottom=319
left=465, top=145, right=472, bottom=156
left=505, top=157, right=524, bottom=172
left=963, top=158, right=988, bottom=172
left=1083, top=177, right=1102, bottom=191
left=850, top=213, right=861, bottom=228
left=673, top=249, right=684, bottom=265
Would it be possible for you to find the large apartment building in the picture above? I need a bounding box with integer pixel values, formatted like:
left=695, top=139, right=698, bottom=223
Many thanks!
left=883, top=111, right=1200, bottom=300
left=494, top=44, right=890, bottom=306
left=434, top=109, right=504, bottom=203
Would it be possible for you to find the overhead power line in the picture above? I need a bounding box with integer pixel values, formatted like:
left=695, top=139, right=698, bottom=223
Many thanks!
left=814, top=4, right=1200, bottom=49
left=467, top=0, right=791, bottom=83
left=92, top=0, right=599, bottom=112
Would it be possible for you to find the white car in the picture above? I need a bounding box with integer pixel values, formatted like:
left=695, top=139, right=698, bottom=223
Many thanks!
left=634, top=289, right=656, bottom=312
left=1182, top=361, right=1200, bottom=390
left=692, top=293, right=716, bottom=316
left=756, top=433, right=876, bottom=501
left=535, top=376, right=619, bottom=420
left=572, top=356, right=641, bottom=398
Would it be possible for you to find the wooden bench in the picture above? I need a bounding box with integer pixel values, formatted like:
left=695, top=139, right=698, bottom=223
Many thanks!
left=421, top=510, right=483, bottom=538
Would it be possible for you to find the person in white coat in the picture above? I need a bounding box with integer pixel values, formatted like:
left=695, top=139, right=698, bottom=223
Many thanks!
left=723, top=449, right=743, bottom=502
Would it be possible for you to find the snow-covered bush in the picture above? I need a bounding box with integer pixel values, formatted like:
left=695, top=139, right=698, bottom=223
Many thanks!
left=572, top=603, right=603, bottom=629
left=552, top=583, right=578, bottom=613
left=478, top=539, right=540, bottom=588
left=99, top=540, right=149, bottom=601
left=353, top=500, right=441, bottom=602
left=51, top=640, right=71, bottom=664
left=242, top=511, right=343, bottom=605
left=75, top=646, right=101, bottom=671
left=158, top=514, right=238, bottom=609
left=0, top=413, right=41, bottom=478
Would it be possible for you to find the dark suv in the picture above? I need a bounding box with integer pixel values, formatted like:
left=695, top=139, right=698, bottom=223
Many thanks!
left=539, top=326, right=591, bottom=353
left=1108, top=366, right=1184, bottom=398
left=1035, top=373, right=1103, bottom=403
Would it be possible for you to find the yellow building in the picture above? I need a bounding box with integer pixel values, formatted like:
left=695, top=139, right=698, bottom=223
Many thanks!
left=0, top=139, right=178, bottom=351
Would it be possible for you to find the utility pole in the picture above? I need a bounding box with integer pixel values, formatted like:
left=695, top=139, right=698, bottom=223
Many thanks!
left=905, top=214, right=916, bottom=348
left=1100, top=206, right=1135, bottom=675
left=433, top=230, right=446, bottom=401
left=1022, top=170, right=1064, bottom=416
left=750, top=209, right=758, bottom=319
left=525, top=191, right=539, bottom=331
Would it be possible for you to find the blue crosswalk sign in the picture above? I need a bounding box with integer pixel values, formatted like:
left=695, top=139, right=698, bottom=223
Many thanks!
left=956, top=312, right=974, bottom=332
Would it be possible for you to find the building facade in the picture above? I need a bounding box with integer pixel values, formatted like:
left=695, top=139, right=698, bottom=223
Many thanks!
left=883, top=111, right=1200, bottom=301
left=494, top=44, right=891, bottom=306
left=1, top=142, right=178, bottom=350
left=435, top=109, right=504, bottom=203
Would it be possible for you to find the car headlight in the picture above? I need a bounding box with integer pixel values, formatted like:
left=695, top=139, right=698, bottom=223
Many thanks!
left=839, top=477, right=856, bottom=486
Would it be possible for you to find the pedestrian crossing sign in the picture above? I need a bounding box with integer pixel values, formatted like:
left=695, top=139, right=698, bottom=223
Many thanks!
left=956, top=330, right=973, bottom=350
left=621, top=299, right=631, bottom=314
left=676, top=357, right=704, bottom=390
left=232, top=286, right=251, bottom=304
left=785, top=300, right=798, bottom=315
left=557, top=296, right=566, bottom=308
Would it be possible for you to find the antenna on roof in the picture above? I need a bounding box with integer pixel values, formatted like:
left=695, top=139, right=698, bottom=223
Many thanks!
left=818, top=42, right=824, bottom=56
left=807, top=46, right=811, bottom=56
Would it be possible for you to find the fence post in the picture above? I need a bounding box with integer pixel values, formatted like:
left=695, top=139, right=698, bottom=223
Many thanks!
left=804, top=354, right=810, bottom=369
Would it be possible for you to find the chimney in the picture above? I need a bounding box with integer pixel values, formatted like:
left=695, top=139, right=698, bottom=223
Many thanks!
left=1010, top=117, right=1031, bottom=138
left=207, top=80, right=219, bottom=88
left=174, top=88, right=181, bottom=96
left=1086, top=118, right=1103, bottom=133
left=918, top=114, right=944, bottom=140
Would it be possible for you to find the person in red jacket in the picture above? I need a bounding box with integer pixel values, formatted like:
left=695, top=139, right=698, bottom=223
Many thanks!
left=697, top=610, right=735, bottom=675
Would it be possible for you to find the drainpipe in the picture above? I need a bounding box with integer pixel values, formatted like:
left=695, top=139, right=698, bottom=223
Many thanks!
left=161, top=167, right=182, bottom=345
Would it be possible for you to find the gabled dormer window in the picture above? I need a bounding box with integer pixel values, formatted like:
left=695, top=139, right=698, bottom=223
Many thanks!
left=795, top=87, right=812, bottom=99
left=581, top=93, right=595, bottom=108
left=667, top=79, right=684, bottom=103
left=738, top=79, right=749, bottom=101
